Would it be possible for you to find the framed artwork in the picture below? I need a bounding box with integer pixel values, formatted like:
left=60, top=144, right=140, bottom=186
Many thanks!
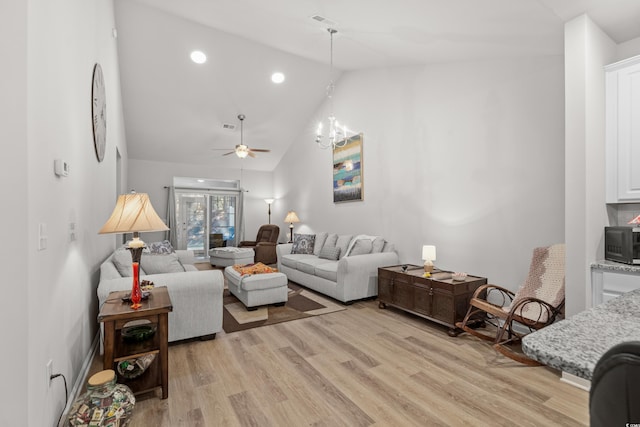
left=333, top=133, right=364, bottom=203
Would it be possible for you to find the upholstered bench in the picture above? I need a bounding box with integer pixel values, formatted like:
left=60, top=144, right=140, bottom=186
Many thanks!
left=224, top=266, right=288, bottom=310
left=209, top=247, right=254, bottom=267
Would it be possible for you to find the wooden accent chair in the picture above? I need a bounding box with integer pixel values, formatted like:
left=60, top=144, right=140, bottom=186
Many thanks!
left=456, top=243, right=565, bottom=365
left=239, top=225, right=280, bottom=265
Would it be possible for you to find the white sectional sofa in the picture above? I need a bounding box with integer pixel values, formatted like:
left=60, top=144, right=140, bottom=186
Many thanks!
left=97, top=248, right=224, bottom=343
left=276, top=233, right=399, bottom=304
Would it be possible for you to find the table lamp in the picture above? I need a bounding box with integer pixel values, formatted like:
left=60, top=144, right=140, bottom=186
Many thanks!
left=422, top=245, right=436, bottom=273
left=99, top=192, right=169, bottom=309
left=284, top=211, right=300, bottom=243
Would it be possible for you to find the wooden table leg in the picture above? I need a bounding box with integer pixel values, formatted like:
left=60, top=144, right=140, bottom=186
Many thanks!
left=158, top=312, right=169, bottom=399
left=103, top=320, right=115, bottom=370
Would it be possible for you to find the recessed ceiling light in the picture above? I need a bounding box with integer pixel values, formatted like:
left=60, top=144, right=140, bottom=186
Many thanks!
left=197, top=179, right=205, bottom=183
left=190, top=50, right=207, bottom=64
left=271, top=72, right=285, bottom=84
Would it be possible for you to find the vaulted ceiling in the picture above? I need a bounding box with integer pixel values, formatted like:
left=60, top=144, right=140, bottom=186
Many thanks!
left=114, top=0, right=640, bottom=172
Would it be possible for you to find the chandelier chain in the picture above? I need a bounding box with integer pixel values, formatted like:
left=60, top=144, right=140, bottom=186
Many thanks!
left=315, top=27, right=348, bottom=149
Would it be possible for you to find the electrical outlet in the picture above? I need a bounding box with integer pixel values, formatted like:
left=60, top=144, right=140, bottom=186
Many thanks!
left=46, top=359, right=53, bottom=387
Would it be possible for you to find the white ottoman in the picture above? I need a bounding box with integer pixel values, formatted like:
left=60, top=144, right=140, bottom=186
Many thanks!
left=224, top=266, right=288, bottom=310
left=209, top=247, right=254, bottom=267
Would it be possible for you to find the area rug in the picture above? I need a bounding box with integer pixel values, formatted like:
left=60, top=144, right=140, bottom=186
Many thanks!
left=222, top=282, right=346, bottom=333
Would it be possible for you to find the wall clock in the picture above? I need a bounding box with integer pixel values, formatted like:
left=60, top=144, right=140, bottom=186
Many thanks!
left=92, top=63, right=106, bottom=162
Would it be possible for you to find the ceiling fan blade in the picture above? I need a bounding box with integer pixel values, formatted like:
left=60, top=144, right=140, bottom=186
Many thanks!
left=212, top=147, right=235, bottom=151
left=248, top=151, right=257, bottom=158
left=250, top=148, right=271, bottom=152
left=222, top=151, right=235, bottom=156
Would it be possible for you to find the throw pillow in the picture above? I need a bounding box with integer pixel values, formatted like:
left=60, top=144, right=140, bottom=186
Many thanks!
left=140, top=252, right=186, bottom=274
left=335, top=235, right=354, bottom=259
left=349, top=239, right=373, bottom=256
left=318, top=246, right=341, bottom=261
left=112, top=249, right=135, bottom=277
left=371, top=237, right=386, bottom=253
left=291, top=233, right=315, bottom=255
left=313, top=232, right=329, bottom=256
left=325, top=233, right=338, bottom=248
left=147, top=240, right=175, bottom=254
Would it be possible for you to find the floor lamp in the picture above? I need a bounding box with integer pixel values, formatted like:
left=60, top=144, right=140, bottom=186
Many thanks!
left=264, top=198, right=274, bottom=224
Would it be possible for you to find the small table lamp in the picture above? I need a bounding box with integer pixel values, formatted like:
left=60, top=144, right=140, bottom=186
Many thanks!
left=422, top=245, right=436, bottom=273
left=264, top=198, right=275, bottom=224
left=99, top=192, right=169, bottom=308
left=284, top=211, right=300, bottom=243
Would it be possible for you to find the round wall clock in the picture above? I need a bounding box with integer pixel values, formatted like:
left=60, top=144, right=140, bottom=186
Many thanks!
left=92, top=63, right=106, bottom=162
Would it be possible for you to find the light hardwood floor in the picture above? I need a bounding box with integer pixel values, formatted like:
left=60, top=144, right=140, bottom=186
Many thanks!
left=93, top=298, right=589, bottom=426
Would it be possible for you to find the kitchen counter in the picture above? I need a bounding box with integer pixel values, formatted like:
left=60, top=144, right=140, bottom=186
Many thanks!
left=522, top=287, right=640, bottom=380
left=591, top=260, right=640, bottom=273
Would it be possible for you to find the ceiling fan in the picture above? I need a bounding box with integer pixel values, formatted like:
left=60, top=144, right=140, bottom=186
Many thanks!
left=214, top=114, right=271, bottom=158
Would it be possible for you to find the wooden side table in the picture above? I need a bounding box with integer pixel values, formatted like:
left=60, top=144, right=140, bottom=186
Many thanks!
left=378, top=265, right=487, bottom=336
left=98, top=286, right=173, bottom=399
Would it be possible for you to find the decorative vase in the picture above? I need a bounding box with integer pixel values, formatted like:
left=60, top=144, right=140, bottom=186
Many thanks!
left=130, top=262, right=142, bottom=310
left=67, top=369, right=135, bottom=426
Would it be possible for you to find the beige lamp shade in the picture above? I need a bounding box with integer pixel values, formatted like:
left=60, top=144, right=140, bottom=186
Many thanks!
left=99, top=192, right=169, bottom=236
left=284, top=211, right=300, bottom=224
left=422, top=245, right=436, bottom=261
left=422, top=245, right=436, bottom=273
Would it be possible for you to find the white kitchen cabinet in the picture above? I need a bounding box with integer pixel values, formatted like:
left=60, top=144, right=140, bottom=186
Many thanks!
left=606, top=55, right=640, bottom=203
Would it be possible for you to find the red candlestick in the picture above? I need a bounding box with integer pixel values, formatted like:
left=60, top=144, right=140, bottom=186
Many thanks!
left=130, top=262, right=142, bottom=309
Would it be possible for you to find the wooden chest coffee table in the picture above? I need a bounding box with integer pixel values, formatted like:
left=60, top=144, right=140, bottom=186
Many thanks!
left=378, top=265, right=487, bottom=336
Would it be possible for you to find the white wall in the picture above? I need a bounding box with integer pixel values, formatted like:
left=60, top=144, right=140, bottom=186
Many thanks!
left=23, top=1, right=127, bottom=425
left=128, top=159, right=275, bottom=244
left=564, top=15, right=618, bottom=316
left=0, top=1, right=28, bottom=425
left=275, top=56, right=565, bottom=289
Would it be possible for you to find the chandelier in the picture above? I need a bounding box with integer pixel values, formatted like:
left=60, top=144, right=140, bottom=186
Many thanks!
left=315, top=28, right=350, bottom=149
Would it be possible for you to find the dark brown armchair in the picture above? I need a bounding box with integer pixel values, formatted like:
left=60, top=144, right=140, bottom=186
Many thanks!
left=239, top=225, right=280, bottom=265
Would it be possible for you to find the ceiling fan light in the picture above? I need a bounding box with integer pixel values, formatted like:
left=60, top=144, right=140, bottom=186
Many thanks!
left=236, top=145, right=249, bottom=158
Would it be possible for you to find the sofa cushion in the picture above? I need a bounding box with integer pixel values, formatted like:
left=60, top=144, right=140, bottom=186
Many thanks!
left=319, top=245, right=341, bottom=261
left=291, top=233, right=315, bottom=255
left=296, top=258, right=333, bottom=275
left=313, top=232, right=328, bottom=256
left=112, top=249, right=135, bottom=277
left=140, top=253, right=186, bottom=274
left=336, top=235, right=354, bottom=259
left=350, top=239, right=373, bottom=256
left=281, top=254, right=316, bottom=269
left=315, top=262, right=338, bottom=282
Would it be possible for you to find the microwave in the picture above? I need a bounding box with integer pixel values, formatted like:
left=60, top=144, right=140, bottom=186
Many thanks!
left=604, top=226, right=640, bottom=264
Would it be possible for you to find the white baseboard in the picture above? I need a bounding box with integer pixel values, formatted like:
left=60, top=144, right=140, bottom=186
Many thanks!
left=57, top=332, right=100, bottom=426
left=560, top=371, right=591, bottom=391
